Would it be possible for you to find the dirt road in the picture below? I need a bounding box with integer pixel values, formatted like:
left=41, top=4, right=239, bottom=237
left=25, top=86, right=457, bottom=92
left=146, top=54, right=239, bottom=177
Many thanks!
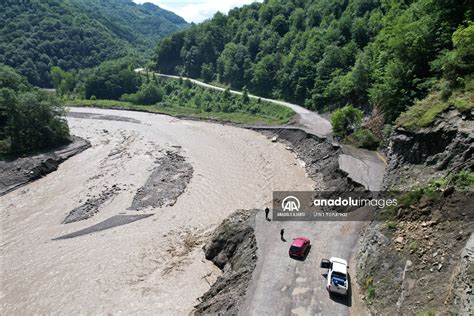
left=1, top=108, right=314, bottom=314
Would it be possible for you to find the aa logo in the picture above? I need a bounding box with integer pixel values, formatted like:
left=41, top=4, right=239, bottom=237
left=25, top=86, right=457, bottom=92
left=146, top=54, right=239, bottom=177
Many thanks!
left=282, top=196, right=300, bottom=212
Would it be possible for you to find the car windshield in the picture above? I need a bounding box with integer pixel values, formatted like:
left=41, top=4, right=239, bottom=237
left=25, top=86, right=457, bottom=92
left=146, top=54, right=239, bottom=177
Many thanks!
left=289, top=246, right=301, bottom=252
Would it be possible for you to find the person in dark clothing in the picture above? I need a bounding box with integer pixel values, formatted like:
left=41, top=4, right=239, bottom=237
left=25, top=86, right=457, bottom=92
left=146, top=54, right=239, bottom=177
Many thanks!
left=264, top=207, right=270, bottom=220
left=280, top=228, right=285, bottom=241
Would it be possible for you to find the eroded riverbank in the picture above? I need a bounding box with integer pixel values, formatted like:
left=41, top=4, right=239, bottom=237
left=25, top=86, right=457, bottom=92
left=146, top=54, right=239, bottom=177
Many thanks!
left=0, top=136, right=90, bottom=195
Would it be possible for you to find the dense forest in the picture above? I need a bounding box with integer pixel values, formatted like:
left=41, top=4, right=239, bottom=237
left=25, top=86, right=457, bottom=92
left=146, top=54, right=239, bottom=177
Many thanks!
left=0, top=64, right=70, bottom=155
left=153, top=0, right=473, bottom=123
left=0, top=0, right=187, bottom=87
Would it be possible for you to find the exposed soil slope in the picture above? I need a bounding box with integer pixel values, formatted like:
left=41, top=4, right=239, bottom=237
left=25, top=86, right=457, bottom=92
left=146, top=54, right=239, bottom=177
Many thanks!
left=357, top=107, right=473, bottom=314
left=195, top=209, right=258, bottom=315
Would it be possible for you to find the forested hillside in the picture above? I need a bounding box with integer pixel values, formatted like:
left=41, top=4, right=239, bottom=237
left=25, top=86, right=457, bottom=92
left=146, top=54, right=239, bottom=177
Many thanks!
left=0, top=0, right=187, bottom=87
left=153, top=0, right=472, bottom=122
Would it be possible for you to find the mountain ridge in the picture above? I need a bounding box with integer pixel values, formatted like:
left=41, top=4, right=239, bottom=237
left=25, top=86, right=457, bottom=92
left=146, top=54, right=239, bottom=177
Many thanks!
left=0, top=0, right=188, bottom=87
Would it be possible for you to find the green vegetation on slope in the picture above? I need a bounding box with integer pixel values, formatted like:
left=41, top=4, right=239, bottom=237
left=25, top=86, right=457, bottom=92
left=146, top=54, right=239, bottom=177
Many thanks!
left=152, top=0, right=472, bottom=123
left=59, top=59, right=294, bottom=125
left=378, top=171, right=474, bottom=222
left=0, top=65, right=70, bottom=155
left=396, top=84, right=473, bottom=130
left=0, top=0, right=187, bottom=87
left=397, top=22, right=474, bottom=130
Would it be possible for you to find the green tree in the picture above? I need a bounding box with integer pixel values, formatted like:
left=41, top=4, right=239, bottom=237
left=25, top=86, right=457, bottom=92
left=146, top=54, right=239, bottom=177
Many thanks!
left=50, top=67, right=76, bottom=96
left=84, top=59, right=141, bottom=100
left=1, top=65, right=70, bottom=155
left=251, top=54, right=279, bottom=97
left=217, top=43, right=250, bottom=89
left=122, top=82, right=164, bottom=105
left=242, top=87, right=250, bottom=104
left=436, top=22, right=474, bottom=86
left=200, top=63, right=215, bottom=83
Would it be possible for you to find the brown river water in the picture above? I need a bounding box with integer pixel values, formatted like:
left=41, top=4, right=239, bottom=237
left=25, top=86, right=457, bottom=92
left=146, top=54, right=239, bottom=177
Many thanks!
left=1, top=107, right=314, bottom=314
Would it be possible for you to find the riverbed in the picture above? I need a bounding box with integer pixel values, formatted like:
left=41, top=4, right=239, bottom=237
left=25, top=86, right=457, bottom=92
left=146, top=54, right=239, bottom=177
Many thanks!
left=1, top=107, right=314, bottom=314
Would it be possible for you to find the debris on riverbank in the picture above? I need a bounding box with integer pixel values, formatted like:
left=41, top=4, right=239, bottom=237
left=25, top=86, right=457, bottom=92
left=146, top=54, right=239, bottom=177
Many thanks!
left=194, top=209, right=258, bottom=315
left=0, top=136, right=90, bottom=195
left=252, top=127, right=364, bottom=191
left=129, top=151, right=193, bottom=210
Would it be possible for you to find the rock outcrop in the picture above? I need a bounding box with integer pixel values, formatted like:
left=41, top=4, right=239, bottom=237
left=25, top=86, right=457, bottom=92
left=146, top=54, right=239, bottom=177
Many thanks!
left=357, top=107, right=474, bottom=314
left=385, top=108, right=473, bottom=188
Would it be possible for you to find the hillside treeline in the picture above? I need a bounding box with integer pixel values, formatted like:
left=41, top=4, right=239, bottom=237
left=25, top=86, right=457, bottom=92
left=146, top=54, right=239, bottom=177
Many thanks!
left=153, top=0, right=473, bottom=122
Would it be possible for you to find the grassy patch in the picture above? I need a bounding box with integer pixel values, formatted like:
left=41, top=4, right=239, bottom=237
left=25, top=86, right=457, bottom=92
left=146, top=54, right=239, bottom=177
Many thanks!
left=378, top=171, right=473, bottom=224
left=450, top=171, right=474, bottom=189
left=397, top=88, right=473, bottom=130
left=408, top=240, right=418, bottom=252
left=362, top=276, right=376, bottom=304
left=416, top=312, right=435, bottom=316
left=65, top=99, right=294, bottom=125
left=367, top=286, right=376, bottom=304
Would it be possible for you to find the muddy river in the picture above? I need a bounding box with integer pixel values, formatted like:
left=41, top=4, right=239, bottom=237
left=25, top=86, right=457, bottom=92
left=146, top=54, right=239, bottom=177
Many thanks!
left=1, top=108, right=314, bottom=314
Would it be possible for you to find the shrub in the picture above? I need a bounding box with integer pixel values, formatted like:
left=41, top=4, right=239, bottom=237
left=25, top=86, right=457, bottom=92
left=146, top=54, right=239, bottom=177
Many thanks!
left=121, top=82, right=164, bottom=105
left=451, top=171, right=474, bottom=189
left=330, top=104, right=363, bottom=138
left=367, top=286, right=376, bottom=303
left=351, top=128, right=380, bottom=150
left=387, top=222, right=397, bottom=230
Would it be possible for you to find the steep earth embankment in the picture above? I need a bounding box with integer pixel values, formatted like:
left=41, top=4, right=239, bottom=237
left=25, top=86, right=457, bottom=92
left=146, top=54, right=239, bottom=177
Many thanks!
left=257, top=128, right=369, bottom=193
left=357, top=107, right=473, bottom=315
left=0, top=136, right=91, bottom=195
left=384, top=108, right=473, bottom=190
left=194, top=209, right=258, bottom=315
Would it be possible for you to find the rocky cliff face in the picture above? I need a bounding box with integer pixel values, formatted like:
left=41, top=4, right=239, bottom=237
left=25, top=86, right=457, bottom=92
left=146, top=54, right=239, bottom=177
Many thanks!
left=384, top=108, right=473, bottom=189
left=357, top=107, right=473, bottom=314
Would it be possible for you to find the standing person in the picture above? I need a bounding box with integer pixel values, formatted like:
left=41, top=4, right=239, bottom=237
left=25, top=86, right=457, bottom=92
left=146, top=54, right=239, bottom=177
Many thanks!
left=280, top=228, right=285, bottom=241
left=264, top=207, right=270, bottom=220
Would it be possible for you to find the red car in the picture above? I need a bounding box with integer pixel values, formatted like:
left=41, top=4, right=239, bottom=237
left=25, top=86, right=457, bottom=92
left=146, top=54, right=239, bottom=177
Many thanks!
left=289, top=237, right=311, bottom=258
